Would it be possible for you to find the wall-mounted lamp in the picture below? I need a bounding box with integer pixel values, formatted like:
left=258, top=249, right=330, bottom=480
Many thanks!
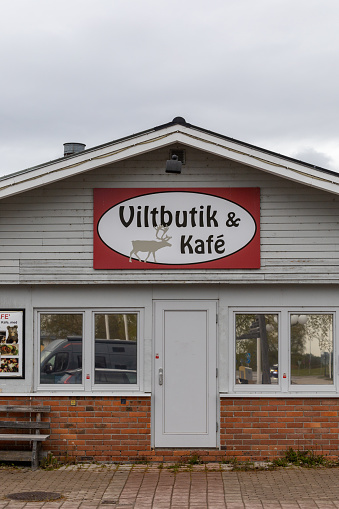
left=165, top=154, right=182, bottom=174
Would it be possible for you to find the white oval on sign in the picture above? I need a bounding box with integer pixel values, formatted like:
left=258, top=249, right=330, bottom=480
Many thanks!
left=97, top=191, right=257, bottom=265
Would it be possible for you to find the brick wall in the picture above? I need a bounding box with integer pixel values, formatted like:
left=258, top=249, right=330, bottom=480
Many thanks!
left=221, top=397, right=339, bottom=460
left=1, top=396, right=338, bottom=463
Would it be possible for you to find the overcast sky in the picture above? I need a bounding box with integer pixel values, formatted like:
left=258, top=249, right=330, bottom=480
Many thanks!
left=1, top=0, right=339, bottom=176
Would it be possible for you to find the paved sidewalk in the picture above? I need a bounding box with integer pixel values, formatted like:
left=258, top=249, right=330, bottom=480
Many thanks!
left=1, top=463, right=339, bottom=508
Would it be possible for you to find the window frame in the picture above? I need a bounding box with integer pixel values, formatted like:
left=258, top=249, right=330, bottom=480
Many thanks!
left=230, top=309, right=282, bottom=394
left=89, top=309, right=140, bottom=392
left=35, top=308, right=143, bottom=393
left=288, top=310, right=336, bottom=393
left=36, top=310, right=85, bottom=392
left=230, top=308, right=337, bottom=395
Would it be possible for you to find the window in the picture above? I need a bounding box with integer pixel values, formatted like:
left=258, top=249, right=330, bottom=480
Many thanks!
left=40, top=313, right=83, bottom=384
left=235, top=314, right=278, bottom=385
left=38, top=310, right=139, bottom=389
left=290, top=314, right=333, bottom=386
left=232, top=309, right=335, bottom=393
left=94, top=313, right=137, bottom=386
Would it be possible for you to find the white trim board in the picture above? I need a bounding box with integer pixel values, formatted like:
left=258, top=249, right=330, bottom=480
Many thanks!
left=1, top=124, right=339, bottom=199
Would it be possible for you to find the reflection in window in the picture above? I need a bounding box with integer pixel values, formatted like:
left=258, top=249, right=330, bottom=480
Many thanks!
left=94, top=314, right=137, bottom=384
left=40, top=314, right=83, bottom=384
left=235, top=314, right=278, bottom=385
left=291, top=314, right=333, bottom=385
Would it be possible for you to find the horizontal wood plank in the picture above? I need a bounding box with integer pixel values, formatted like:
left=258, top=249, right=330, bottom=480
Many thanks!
left=0, top=434, right=49, bottom=441
left=0, top=405, right=50, bottom=413
left=0, top=421, right=49, bottom=429
left=0, top=451, right=32, bottom=461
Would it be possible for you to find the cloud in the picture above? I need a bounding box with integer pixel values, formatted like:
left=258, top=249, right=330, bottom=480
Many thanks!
left=292, top=148, right=334, bottom=170
left=1, top=0, right=339, bottom=175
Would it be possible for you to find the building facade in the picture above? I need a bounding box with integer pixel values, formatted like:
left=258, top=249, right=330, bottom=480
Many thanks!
left=1, top=117, right=339, bottom=462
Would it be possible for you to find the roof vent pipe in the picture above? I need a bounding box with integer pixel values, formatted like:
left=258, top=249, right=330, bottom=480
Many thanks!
left=63, top=142, right=86, bottom=157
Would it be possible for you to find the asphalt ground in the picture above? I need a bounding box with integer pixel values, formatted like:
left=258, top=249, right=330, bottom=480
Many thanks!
left=0, top=463, right=339, bottom=509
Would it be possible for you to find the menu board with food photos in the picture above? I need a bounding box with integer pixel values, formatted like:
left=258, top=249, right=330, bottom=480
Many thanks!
left=0, top=310, right=24, bottom=378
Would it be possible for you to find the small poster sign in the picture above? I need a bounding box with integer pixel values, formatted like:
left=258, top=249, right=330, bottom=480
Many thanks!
left=0, top=310, right=24, bottom=378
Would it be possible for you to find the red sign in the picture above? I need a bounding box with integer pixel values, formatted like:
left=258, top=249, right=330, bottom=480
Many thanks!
left=94, top=188, right=260, bottom=269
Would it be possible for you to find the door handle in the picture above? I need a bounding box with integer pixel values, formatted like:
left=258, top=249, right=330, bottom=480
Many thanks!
left=158, top=368, right=163, bottom=385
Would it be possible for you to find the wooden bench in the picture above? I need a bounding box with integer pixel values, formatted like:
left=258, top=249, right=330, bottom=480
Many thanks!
left=0, top=405, right=50, bottom=470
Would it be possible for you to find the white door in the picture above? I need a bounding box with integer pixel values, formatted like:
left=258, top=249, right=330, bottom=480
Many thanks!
left=154, top=300, right=217, bottom=448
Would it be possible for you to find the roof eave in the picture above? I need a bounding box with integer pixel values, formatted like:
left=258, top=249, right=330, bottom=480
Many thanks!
left=0, top=122, right=339, bottom=199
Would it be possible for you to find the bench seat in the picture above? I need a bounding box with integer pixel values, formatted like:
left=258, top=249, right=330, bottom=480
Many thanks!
left=0, top=405, right=50, bottom=469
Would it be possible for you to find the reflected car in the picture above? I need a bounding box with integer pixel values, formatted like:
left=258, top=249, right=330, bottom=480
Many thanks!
left=40, top=337, right=137, bottom=384
left=270, top=364, right=278, bottom=378
left=60, top=368, right=137, bottom=385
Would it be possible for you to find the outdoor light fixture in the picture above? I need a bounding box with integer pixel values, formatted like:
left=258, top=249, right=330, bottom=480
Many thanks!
left=165, top=154, right=182, bottom=174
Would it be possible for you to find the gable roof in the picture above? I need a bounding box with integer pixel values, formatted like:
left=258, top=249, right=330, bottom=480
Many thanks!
left=1, top=116, right=339, bottom=199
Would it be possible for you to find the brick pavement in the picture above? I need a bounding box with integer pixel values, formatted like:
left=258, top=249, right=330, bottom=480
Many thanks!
left=0, top=464, right=339, bottom=508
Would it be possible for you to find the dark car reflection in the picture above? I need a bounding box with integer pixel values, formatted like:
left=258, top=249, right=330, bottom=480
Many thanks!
left=60, top=368, right=137, bottom=384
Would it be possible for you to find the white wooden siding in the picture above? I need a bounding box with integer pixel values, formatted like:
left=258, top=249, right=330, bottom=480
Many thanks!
left=1, top=145, right=339, bottom=284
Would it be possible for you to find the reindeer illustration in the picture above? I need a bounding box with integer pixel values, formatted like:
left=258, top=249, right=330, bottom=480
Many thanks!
left=129, top=225, right=172, bottom=263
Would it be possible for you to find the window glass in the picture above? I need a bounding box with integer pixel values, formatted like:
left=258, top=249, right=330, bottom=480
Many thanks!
left=235, top=314, right=278, bottom=385
left=290, top=314, right=333, bottom=385
left=40, top=314, right=83, bottom=384
left=94, top=314, right=137, bottom=384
